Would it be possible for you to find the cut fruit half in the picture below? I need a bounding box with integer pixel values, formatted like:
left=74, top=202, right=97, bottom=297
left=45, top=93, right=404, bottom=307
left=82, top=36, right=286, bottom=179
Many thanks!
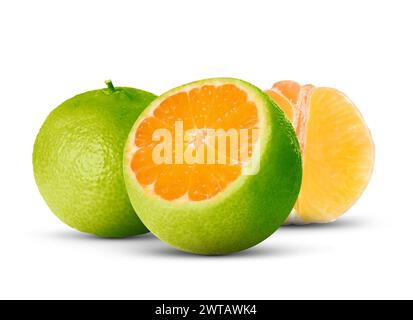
left=267, top=81, right=375, bottom=224
left=124, top=78, right=302, bottom=254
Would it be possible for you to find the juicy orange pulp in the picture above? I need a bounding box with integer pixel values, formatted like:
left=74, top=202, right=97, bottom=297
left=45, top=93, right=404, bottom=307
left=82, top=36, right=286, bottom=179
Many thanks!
left=131, top=84, right=260, bottom=201
left=267, top=81, right=374, bottom=223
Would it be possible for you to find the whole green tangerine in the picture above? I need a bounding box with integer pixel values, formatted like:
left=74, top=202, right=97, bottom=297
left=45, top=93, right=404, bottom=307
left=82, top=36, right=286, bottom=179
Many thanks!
left=33, top=81, right=157, bottom=237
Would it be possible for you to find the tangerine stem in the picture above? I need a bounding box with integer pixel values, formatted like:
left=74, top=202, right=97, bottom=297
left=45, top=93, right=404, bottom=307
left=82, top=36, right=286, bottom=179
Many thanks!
left=105, top=80, right=116, bottom=92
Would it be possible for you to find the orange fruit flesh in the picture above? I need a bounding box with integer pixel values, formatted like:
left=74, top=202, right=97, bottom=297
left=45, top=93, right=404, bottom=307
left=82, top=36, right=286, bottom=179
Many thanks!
left=131, top=84, right=259, bottom=201
left=268, top=81, right=374, bottom=222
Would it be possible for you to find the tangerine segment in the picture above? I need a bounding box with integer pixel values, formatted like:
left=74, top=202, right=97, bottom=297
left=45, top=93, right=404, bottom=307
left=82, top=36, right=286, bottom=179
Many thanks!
left=267, top=82, right=315, bottom=152
left=265, top=89, right=294, bottom=121
left=297, top=88, right=374, bottom=222
left=131, top=84, right=259, bottom=201
left=272, top=80, right=301, bottom=105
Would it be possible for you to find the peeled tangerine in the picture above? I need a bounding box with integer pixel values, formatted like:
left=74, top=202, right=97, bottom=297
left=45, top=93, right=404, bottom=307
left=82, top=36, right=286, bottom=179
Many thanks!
left=266, top=81, right=374, bottom=224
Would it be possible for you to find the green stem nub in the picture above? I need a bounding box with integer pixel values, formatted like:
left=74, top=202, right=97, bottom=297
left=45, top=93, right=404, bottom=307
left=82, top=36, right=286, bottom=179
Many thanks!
left=105, top=80, right=116, bottom=92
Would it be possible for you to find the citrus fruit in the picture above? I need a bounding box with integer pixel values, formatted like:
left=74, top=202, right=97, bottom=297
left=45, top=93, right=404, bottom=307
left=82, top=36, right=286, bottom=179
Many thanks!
left=33, top=81, right=157, bottom=237
left=266, top=81, right=375, bottom=224
left=124, top=78, right=302, bottom=255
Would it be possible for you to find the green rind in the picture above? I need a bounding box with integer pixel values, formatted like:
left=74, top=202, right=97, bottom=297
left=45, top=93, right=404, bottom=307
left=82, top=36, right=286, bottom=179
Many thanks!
left=33, top=86, right=157, bottom=237
left=124, top=78, right=302, bottom=254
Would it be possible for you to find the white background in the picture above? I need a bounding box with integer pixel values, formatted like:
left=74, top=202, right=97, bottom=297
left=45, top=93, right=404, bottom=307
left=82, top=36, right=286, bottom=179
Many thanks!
left=1, top=0, right=412, bottom=300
